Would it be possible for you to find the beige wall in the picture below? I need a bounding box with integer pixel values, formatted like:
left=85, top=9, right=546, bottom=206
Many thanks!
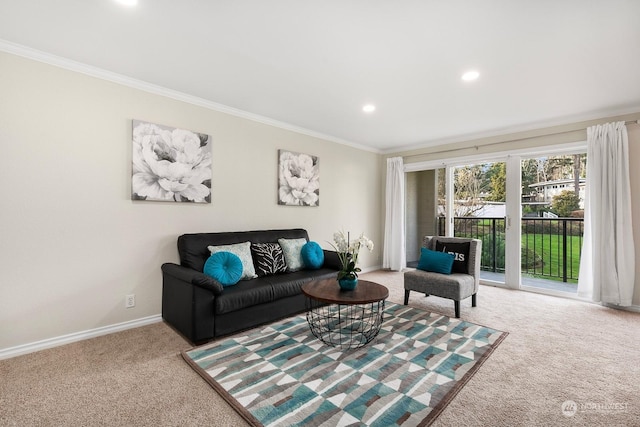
left=1, top=48, right=638, bottom=353
left=0, top=52, right=382, bottom=351
left=385, top=116, right=640, bottom=307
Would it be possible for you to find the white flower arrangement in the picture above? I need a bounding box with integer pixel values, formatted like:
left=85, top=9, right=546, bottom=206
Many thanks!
left=329, top=230, right=374, bottom=280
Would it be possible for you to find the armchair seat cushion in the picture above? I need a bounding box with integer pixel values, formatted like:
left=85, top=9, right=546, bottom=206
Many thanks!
left=404, top=269, right=475, bottom=300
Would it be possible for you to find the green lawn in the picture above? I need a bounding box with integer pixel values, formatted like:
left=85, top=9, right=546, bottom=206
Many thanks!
left=471, top=232, right=582, bottom=283
left=453, top=219, right=584, bottom=284
left=521, top=234, right=582, bottom=282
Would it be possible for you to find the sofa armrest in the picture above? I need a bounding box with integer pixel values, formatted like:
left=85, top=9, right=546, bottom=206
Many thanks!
left=162, top=262, right=219, bottom=343
left=161, top=263, right=224, bottom=295
left=191, top=274, right=225, bottom=295
left=322, top=250, right=342, bottom=271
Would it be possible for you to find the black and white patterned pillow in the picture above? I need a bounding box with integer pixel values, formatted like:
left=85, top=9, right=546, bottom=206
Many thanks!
left=251, top=243, right=287, bottom=277
left=435, top=241, right=470, bottom=274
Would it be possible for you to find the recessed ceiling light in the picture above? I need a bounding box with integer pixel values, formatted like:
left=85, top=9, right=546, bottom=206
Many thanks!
left=115, top=0, right=138, bottom=6
left=461, top=70, right=480, bottom=82
left=362, top=104, right=376, bottom=113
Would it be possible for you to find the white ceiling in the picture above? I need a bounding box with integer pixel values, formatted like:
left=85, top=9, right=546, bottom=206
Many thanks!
left=1, top=0, right=639, bottom=153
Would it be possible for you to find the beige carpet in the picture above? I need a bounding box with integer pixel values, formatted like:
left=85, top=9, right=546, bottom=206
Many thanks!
left=1, top=270, right=639, bottom=426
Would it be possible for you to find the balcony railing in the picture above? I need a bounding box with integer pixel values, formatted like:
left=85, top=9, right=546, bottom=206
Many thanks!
left=437, top=216, right=584, bottom=283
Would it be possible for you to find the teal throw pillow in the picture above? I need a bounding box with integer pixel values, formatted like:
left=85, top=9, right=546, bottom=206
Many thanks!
left=203, top=251, right=243, bottom=287
left=278, top=238, right=307, bottom=272
left=301, top=241, right=324, bottom=269
left=417, top=248, right=455, bottom=275
left=207, top=241, right=257, bottom=280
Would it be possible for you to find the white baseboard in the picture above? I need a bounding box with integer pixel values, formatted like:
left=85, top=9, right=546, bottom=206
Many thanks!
left=0, top=315, right=162, bottom=361
left=603, top=303, right=640, bottom=313
left=3, top=295, right=634, bottom=361
left=362, top=265, right=383, bottom=274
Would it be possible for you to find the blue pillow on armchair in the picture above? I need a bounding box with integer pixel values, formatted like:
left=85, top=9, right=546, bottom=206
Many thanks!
left=417, top=248, right=455, bottom=274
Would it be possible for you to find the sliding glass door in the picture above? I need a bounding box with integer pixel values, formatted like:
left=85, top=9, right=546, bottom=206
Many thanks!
left=405, top=143, right=586, bottom=294
left=519, top=153, right=586, bottom=294
left=446, top=160, right=512, bottom=286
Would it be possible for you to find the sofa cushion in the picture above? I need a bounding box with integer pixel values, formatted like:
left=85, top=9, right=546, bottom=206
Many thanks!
left=203, top=251, right=243, bottom=287
left=178, top=229, right=310, bottom=272
left=251, top=242, right=287, bottom=276
left=417, top=248, right=454, bottom=274
left=301, top=241, right=324, bottom=269
left=214, top=269, right=338, bottom=315
left=435, top=241, right=470, bottom=274
left=214, top=278, right=275, bottom=315
left=278, top=238, right=307, bottom=272
left=267, top=268, right=339, bottom=300
left=208, top=241, right=257, bottom=280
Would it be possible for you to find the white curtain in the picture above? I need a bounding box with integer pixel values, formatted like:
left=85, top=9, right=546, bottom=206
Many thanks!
left=577, top=121, right=635, bottom=305
left=383, top=157, right=406, bottom=271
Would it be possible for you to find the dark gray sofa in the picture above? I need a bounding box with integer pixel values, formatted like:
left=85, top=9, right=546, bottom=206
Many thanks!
left=161, top=228, right=340, bottom=343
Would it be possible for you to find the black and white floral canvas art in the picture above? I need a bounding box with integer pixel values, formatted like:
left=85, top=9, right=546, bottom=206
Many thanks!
left=131, top=120, right=212, bottom=203
left=278, top=149, right=319, bottom=206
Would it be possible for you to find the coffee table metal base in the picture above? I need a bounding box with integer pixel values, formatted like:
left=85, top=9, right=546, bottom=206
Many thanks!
left=305, top=299, right=386, bottom=349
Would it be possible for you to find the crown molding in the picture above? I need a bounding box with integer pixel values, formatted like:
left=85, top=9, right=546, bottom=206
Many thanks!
left=5, top=39, right=637, bottom=157
left=0, top=39, right=380, bottom=154
left=382, top=107, right=640, bottom=155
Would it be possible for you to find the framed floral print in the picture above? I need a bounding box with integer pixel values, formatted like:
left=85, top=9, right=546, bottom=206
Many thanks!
left=131, top=120, right=212, bottom=203
left=278, top=149, right=319, bottom=206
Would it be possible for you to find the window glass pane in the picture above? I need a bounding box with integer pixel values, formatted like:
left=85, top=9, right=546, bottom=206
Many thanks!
left=521, top=153, right=586, bottom=293
left=453, top=162, right=506, bottom=283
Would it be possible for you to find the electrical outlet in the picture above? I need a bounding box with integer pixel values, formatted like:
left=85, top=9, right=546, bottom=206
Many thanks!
left=125, top=294, right=135, bottom=308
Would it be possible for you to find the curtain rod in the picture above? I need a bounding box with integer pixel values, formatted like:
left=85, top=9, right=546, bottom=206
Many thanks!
left=404, top=120, right=640, bottom=158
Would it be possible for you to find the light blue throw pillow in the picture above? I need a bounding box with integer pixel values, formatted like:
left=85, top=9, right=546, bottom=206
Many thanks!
left=203, top=251, right=243, bottom=286
left=278, top=238, right=307, bottom=272
left=301, top=241, right=324, bottom=269
left=207, top=241, right=257, bottom=280
left=417, top=248, right=455, bottom=274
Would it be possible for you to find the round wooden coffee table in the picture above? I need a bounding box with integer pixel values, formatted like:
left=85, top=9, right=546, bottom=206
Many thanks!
left=301, top=278, right=389, bottom=349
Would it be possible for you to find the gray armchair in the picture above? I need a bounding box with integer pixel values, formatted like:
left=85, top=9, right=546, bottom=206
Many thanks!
left=404, top=236, right=482, bottom=318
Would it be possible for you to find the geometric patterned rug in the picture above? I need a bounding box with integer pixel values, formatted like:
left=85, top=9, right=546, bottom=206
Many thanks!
left=182, top=303, right=507, bottom=426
